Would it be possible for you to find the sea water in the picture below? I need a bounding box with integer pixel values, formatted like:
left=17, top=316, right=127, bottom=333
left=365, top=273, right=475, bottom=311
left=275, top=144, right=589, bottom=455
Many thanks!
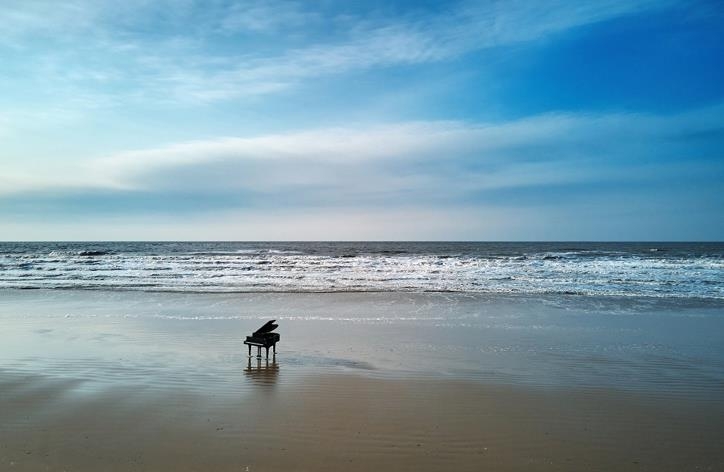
left=1, top=241, right=722, bottom=298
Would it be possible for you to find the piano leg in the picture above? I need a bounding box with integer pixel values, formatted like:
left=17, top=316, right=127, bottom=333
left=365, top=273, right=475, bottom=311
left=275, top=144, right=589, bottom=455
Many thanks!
left=273, top=343, right=276, bottom=355
left=257, top=346, right=262, bottom=358
left=265, top=346, right=269, bottom=359
left=248, top=344, right=252, bottom=357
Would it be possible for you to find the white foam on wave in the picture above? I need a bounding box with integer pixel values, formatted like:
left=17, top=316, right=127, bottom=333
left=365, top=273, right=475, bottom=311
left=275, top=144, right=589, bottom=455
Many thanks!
left=0, top=246, right=722, bottom=299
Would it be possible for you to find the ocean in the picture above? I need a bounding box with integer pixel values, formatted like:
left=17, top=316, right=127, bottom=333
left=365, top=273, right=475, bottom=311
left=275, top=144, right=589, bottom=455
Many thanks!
left=1, top=241, right=722, bottom=298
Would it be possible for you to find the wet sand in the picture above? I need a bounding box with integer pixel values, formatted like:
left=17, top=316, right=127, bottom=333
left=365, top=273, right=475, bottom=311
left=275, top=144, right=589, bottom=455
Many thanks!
left=2, top=368, right=724, bottom=471
left=2, top=290, right=724, bottom=470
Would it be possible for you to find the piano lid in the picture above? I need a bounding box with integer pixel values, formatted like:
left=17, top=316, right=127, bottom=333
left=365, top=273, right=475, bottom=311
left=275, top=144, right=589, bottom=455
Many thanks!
left=253, top=319, right=279, bottom=335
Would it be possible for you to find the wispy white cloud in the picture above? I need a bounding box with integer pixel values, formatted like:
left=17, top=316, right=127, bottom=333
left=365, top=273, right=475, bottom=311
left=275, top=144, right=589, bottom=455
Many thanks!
left=0, top=0, right=669, bottom=105
left=156, top=0, right=670, bottom=101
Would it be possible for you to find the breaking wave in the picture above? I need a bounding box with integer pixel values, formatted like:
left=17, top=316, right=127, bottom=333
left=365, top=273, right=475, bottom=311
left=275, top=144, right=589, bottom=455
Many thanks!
left=0, top=242, right=722, bottom=299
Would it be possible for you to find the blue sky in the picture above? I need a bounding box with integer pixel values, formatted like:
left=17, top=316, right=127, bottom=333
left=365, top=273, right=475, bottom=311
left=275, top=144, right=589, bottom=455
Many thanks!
left=1, top=0, right=723, bottom=240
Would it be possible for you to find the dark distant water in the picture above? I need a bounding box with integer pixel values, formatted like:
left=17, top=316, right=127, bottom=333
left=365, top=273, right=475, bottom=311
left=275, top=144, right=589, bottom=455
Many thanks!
left=0, top=242, right=722, bottom=299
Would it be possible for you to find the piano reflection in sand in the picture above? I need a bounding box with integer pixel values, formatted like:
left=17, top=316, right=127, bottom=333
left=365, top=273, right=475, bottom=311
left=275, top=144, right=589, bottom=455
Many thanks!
left=244, top=356, right=279, bottom=386
left=244, top=319, right=280, bottom=359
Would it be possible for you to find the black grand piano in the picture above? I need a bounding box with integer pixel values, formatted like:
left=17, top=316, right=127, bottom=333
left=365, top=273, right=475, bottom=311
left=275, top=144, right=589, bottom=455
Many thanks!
left=244, top=320, right=280, bottom=359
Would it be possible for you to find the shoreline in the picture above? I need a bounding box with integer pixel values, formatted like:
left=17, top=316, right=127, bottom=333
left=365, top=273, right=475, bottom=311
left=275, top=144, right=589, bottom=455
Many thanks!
left=3, top=287, right=724, bottom=306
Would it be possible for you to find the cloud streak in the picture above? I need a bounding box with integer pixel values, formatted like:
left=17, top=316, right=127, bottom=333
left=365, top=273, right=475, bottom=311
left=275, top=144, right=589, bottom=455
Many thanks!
left=3, top=104, right=722, bottom=213
left=148, top=0, right=672, bottom=101
left=0, top=0, right=669, bottom=105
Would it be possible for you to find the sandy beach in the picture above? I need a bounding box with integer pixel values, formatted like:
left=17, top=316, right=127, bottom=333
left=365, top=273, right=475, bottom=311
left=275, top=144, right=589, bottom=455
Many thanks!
left=1, top=289, right=724, bottom=470
left=5, top=368, right=724, bottom=471
left=3, top=369, right=724, bottom=471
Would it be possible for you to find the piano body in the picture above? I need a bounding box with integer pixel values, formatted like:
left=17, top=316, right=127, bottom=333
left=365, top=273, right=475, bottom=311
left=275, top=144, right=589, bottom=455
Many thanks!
left=244, top=320, right=280, bottom=359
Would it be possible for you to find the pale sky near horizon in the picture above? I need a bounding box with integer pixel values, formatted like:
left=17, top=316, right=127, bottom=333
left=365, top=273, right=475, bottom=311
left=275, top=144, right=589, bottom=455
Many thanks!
left=1, top=0, right=723, bottom=240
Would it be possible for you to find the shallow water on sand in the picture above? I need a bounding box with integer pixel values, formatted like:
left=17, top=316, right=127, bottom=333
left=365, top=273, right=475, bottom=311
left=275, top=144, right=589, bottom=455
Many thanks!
left=1, top=289, right=723, bottom=398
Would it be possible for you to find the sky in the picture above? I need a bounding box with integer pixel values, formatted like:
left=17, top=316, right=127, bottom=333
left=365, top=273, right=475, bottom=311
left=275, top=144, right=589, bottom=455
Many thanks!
left=1, top=0, right=723, bottom=241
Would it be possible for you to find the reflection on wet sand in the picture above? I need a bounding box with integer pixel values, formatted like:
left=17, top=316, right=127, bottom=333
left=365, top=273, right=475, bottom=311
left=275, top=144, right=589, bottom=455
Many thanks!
left=244, top=356, right=279, bottom=387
